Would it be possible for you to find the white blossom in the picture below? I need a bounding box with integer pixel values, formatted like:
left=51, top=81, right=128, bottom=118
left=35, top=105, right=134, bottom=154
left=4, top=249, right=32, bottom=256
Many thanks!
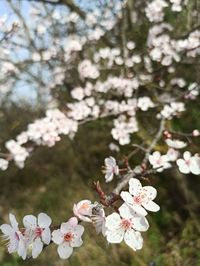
left=23, top=213, right=52, bottom=258
left=0, top=214, right=27, bottom=259
left=166, top=148, right=179, bottom=161
left=52, top=217, right=84, bottom=260
left=103, top=156, right=119, bottom=182
left=165, top=139, right=187, bottom=149
left=105, top=203, right=149, bottom=251
left=0, top=158, right=9, bottom=170
left=137, top=97, right=155, bottom=111
left=176, top=151, right=200, bottom=175
left=120, top=178, right=160, bottom=216
left=149, top=151, right=171, bottom=172
left=73, top=200, right=93, bottom=222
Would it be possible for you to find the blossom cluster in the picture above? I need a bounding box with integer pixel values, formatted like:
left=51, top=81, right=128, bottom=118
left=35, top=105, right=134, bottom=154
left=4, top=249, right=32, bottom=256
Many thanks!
left=0, top=155, right=161, bottom=259
left=149, top=146, right=200, bottom=175
left=106, top=177, right=159, bottom=250
left=0, top=0, right=200, bottom=263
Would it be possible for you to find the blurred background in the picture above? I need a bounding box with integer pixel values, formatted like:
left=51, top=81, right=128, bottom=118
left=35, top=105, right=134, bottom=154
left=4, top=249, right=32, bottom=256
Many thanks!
left=0, top=0, right=200, bottom=265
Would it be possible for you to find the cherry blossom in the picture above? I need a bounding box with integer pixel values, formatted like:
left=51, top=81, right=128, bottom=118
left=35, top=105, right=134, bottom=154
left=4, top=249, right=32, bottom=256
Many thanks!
left=166, top=148, right=179, bottom=162
left=192, top=129, right=200, bottom=137
left=73, top=200, right=93, bottom=222
left=145, top=0, right=168, bottom=23
left=149, top=151, right=171, bottom=172
left=0, top=214, right=27, bottom=259
left=105, top=203, right=149, bottom=251
left=103, top=156, right=119, bottom=182
left=5, top=140, right=29, bottom=168
left=165, top=139, right=187, bottom=149
left=0, top=0, right=199, bottom=262
left=120, top=178, right=160, bottom=216
left=23, top=213, right=52, bottom=258
left=52, top=217, right=84, bottom=259
left=158, top=102, right=185, bottom=119
left=0, top=158, right=8, bottom=170
left=176, top=151, right=200, bottom=175
left=111, top=115, right=138, bottom=145
left=137, top=97, right=155, bottom=111
left=127, top=41, right=135, bottom=50
left=78, top=60, right=100, bottom=80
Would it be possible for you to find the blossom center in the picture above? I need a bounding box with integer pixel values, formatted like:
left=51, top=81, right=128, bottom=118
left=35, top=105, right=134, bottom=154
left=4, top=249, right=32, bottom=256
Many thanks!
left=15, top=232, right=20, bottom=241
left=35, top=227, right=43, bottom=237
left=185, top=159, right=190, bottom=166
left=81, top=202, right=89, bottom=210
left=156, top=158, right=162, bottom=165
left=133, top=195, right=143, bottom=204
left=64, top=232, right=73, bottom=242
left=121, top=219, right=132, bottom=230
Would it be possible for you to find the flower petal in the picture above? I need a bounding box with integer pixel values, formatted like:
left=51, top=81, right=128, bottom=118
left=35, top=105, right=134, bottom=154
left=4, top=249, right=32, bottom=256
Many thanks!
left=105, top=172, right=113, bottom=182
left=23, top=215, right=37, bottom=230
left=142, top=200, right=160, bottom=212
left=119, top=203, right=134, bottom=219
left=129, top=204, right=148, bottom=216
left=8, top=235, right=18, bottom=253
left=17, top=238, right=27, bottom=260
left=52, top=229, right=63, bottom=245
left=177, top=160, right=190, bottom=174
left=70, top=237, right=83, bottom=248
left=9, top=214, right=18, bottom=231
left=124, top=229, right=143, bottom=250
left=60, top=222, right=72, bottom=234
left=68, top=217, right=78, bottom=227
left=105, top=213, right=121, bottom=230
left=105, top=156, right=116, bottom=167
left=73, top=224, right=84, bottom=238
left=57, top=243, right=73, bottom=259
left=142, top=186, right=157, bottom=201
left=42, top=228, right=51, bottom=245
left=0, top=224, right=13, bottom=236
left=32, top=237, right=43, bottom=259
left=190, top=157, right=200, bottom=175
left=129, top=178, right=142, bottom=196
left=183, top=151, right=191, bottom=160
left=132, top=216, right=149, bottom=232
left=38, top=213, right=52, bottom=228
left=106, top=228, right=124, bottom=243
left=120, top=191, right=133, bottom=205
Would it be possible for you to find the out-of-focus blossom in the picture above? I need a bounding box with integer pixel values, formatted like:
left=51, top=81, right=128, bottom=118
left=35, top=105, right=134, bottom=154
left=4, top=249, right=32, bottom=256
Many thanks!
left=149, top=151, right=171, bottom=172
left=166, top=148, right=179, bottom=161
left=145, top=0, right=168, bottom=22
left=103, top=156, right=119, bottom=182
left=137, top=97, right=155, bottom=111
left=157, top=102, right=185, bottom=119
left=111, top=115, right=138, bottom=145
left=177, top=151, right=200, bottom=175
left=192, top=129, right=200, bottom=137
left=165, top=139, right=187, bottom=149
left=127, top=41, right=135, bottom=50
left=0, top=158, right=9, bottom=170
left=5, top=140, right=29, bottom=168
left=78, top=60, right=99, bottom=79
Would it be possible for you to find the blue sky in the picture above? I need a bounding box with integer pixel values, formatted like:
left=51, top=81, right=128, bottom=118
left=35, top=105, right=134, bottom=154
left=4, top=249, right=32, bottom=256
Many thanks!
left=0, top=0, right=41, bottom=102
